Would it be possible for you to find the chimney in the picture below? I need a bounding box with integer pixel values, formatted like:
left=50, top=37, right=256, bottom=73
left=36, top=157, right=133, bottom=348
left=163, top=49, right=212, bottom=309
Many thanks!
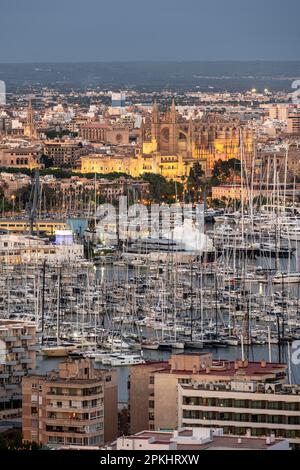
left=192, top=365, right=197, bottom=374
left=243, top=360, right=249, bottom=368
left=234, top=361, right=239, bottom=370
left=261, top=360, right=267, bottom=368
left=205, top=367, right=211, bottom=374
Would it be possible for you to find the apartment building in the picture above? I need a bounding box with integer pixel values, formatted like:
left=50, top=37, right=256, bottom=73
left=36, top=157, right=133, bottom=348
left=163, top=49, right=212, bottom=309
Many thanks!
left=128, top=361, right=167, bottom=434
left=43, top=140, right=86, bottom=168
left=0, top=320, right=37, bottom=420
left=178, top=379, right=300, bottom=449
left=287, top=113, right=300, bottom=135
left=129, top=354, right=291, bottom=441
left=128, top=354, right=213, bottom=433
left=22, top=359, right=118, bottom=447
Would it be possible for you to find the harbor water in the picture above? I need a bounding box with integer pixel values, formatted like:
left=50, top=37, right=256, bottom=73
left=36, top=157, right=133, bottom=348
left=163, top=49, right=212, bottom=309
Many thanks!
left=37, top=343, right=300, bottom=404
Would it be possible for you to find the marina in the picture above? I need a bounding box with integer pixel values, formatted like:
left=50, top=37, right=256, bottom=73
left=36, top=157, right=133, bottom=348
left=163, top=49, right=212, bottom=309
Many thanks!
left=1, top=200, right=300, bottom=375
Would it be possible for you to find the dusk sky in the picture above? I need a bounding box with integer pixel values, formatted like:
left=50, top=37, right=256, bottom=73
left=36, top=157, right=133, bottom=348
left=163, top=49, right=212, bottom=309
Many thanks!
left=0, top=0, right=299, bottom=63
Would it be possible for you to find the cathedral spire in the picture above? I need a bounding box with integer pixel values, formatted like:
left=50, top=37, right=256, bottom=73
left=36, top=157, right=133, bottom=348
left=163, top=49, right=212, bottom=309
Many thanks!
left=170, top=97, right=176, bottom=123
left=171, top=97, right=176, bottom=112
left=140, top=117, right=144, bottom=144
left=152, top=99, right=159, bottom=124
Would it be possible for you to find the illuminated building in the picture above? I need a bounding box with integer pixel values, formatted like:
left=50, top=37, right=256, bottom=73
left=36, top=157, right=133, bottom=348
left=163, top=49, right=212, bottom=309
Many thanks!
left=79, top=122, right=129, bottom=145
left=80, top=101, right=253, bottom=180
left=0, top=145, right=41, bottom=169
left=23, top=100, right=38, bottom=139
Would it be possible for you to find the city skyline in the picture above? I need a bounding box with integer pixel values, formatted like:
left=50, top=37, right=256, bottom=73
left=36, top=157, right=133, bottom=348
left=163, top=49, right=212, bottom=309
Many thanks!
left=1, top=0, right=300, bottom=456
left=0, top=0, right=299, bottom=63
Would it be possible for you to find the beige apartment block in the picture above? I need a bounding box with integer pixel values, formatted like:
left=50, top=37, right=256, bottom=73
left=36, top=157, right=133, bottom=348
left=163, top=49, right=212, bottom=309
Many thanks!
left=0, top=320, right=37, bottom=420
left=22, top=359, right=118, bottom=447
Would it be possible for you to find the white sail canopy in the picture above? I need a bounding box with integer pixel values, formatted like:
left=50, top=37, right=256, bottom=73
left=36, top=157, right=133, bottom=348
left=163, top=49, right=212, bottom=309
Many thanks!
left=164, top=219, right=214, bottom=253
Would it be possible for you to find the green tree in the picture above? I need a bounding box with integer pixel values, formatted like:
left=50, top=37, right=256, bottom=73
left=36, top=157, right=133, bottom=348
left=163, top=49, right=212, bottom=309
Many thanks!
left=187, top=162, right=207, bottom=203
left=211, top=158, right=241, bottom=186
left=142, top=173, right=183, bottom=204
left=40, top=154, right=54, bottom=168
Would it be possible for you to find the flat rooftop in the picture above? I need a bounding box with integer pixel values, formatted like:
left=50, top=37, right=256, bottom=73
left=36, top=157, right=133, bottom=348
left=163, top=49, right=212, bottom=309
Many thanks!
left=153, top=360, right=286, bottom=377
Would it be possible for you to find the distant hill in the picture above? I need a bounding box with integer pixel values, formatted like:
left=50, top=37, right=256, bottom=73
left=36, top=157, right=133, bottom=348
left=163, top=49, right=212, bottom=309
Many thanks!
left=0, top=61, right=300, bottom=92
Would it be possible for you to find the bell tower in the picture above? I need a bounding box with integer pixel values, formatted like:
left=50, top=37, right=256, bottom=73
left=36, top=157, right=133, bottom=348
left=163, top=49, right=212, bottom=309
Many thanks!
left=24, top=99, right=36, bottom=139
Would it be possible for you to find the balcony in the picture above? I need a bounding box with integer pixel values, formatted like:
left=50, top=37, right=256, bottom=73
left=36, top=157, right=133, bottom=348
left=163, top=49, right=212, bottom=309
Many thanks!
left=13, top=371, right=25, bottom=377
left=5, top=336, right=16, bottom=342
left=45, top=417, right=99, bottom=427
left=0, top=373, right=9, bottom=379
left=5, top=360, right=17, bottom=366
left=46, top=403, right=100, bottom=412
left=12, top=347, right=25, bottom=353
left=45, top=429, right=86, bottom=437
left=181, top=416, right=300, bottom=430
left=20, top=335, right=32, bottom=340
left=47, top=391, right=101, bottom=400
left=4, top=384, right=17, bottom=390
left=20, top=358, right=32, bottom=364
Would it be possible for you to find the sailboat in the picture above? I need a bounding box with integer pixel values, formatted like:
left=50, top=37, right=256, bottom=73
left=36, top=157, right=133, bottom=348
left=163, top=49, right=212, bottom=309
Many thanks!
left=41, top=267, right=78, bottom=357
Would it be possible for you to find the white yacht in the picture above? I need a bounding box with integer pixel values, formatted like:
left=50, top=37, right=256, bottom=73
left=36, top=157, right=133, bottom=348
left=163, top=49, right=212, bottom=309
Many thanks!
left=101, top=354, right=145, bottom=366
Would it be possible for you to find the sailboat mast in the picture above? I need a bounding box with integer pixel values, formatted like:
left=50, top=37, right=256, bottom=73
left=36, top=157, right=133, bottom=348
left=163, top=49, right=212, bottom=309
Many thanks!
left=56, top=268, right=62, bottom=344
left=41, top=260, right=46, bottom=345
left=190, top=261, right=193, bottom=342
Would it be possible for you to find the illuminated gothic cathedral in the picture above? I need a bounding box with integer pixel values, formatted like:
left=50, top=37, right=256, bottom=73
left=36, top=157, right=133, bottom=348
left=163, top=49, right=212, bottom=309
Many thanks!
left=81, top=100, right=253, bottom=180
left=139, top=99, right=253, bottom=178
